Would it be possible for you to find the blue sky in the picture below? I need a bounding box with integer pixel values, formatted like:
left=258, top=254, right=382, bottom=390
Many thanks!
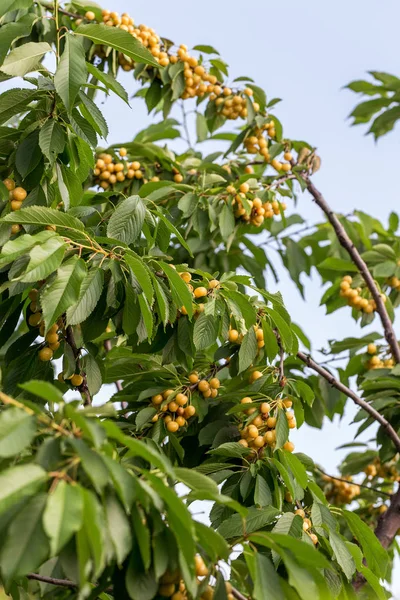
left=92, top=2, right=400, bottom=592
left=94, top=0, right=399, bottom=470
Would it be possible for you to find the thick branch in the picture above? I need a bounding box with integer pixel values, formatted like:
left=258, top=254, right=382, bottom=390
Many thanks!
left=65, top=325, right=92, bottom=406
left=306, top=178, right=400, bottom=364
left=297, top=351, right=400, bottom=453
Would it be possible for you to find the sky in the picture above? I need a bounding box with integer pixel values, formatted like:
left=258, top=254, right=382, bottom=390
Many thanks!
left=88, top=0, right=400, bottom=593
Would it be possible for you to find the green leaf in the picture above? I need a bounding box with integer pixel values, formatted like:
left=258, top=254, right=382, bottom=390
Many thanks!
left=15, top=130, right=42, bottom=178
left=193, top=312, right=218, bottom=350
left=125, top=253, right=153, bottom=304
left=18, top=236, right=66, bottom=283
left=217, top=506, right=279, bottom=539
left=107, top=195, right=146, bottom=244
left=75, top=23, right=159, bottom=67
left=41, top=257, right=87, bottom=332
left=0, top=14, right=37, bottom=67
left=79, top=90, right=109, bottom=138
left=254, top=551, right=284, bottom=600
left=329, top=530, right=355, bottom=580
left=1, top=206, right=85, bottom=232
left=0, top=41, right=51, bottom=77
left=80, top=488, right=106, bottom=577
left=0, top=494, right=49, bottom=582
left=155, top=210, right=193, bottom=257
left=126, top=562, right=158, bottom=600
left=196, top=112, right=208, bottom=142
left=105, top=494, right=132, bottom=565
left=283, top=452, right=308, bottom=488
left=39, top=119, right=66, bottom=164
left=174, top=467, right=219, bottom=495
left=254, top=475, right=273, bottom=507
left=43, top=480, right=83, bottom=556
left=275, top=410, right=289, bottom=450
left=193, top=45, right=220, bottom=54
left=343, top=510, right=389, bottom=577
left=66, top=267, right=104, bottom=325
left=238, top=326, right=258, bottom=373
left=194, top=521, right=230, bottom=561
left=158, top=261, right=193, bottom=318
left=0, top=464, right=47, bottom=514
left=219, top=202, right=235, bottom=240
left=86, top=62, right=129, bottom=104
left=69, top=438, right=109, bottom=494
left=18, top=380, right=64, bottom=404
left=318, top=257, right=359, bottom=272
left=54, top=33, right=87, bottom=112
left=0, top=88, right=38, bottom=125
left=0, top=407, right=35, bottom=457
left=267, top=308, right=293, bottom=351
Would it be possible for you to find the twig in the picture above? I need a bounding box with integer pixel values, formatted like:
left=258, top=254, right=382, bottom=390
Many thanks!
left=306, top=178, right=400, bottom=364
left=180, top=101, right=193, bottom=149
left=297, top=351, right=400, bottom=453
left=275, top=330, right=285, bottom=386
left=65, top=325, right=92, bottom=406
left=316, top=466, right=392, bottom=498
left=232, top=587, right=248, bottom=600
left=38, top=0, right=80, bottom=19
left=27, top=574, right=77, bottom=588
left=261, top=221, right=317, bottom=247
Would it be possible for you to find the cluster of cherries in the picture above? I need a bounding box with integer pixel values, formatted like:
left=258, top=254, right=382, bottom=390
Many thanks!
left=157, top=558, right=234, bottom=599
left=339, top=275, right=381, bottom=314
left=224, top=181, right=286, bottom=228
left=365, top=342, right=394, bottom=370
left=237, top=394, right=296, bottom=452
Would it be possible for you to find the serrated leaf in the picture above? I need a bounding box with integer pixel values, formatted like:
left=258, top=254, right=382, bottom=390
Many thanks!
left=79, top=90, right=108, bottom=138
left=254, top=475, right=273, bottom=507
left=343, top=510, right=389, bottom=577
left=125, top=253, right=153, bottom=304
left=219, top=202, right=235, bottom=240
left=158, top=261, right=193, bottom=318
left=1, top=41, right=51, bottom=77
left=217, top=506, right=279, bottom=539
left=107, top=195, right=146, bottom=244
left=75, top=23, right=159, bottom=67
left=15, top=130, right=42, bottom=178
left=54, top=33, right=87, bottom=111
left=0, top=407, right=35, bottom=457
left=18, top=236, right=66, bottom=283
left=0, top=494, right=49, bottom=582
left=43, top=480, right=83, bottom=556
left=66, top=267, right=104, bottom=325
left=0, top=14, right=37, bottom=67
left=0, top=88, right=38, bottom=125
left=39, top=119, right=66, bottom=164
left=275, top=410, right=289, bottom=450
left=329, top=530, right=356, bottom=580
left=1, top=206, right=84, bottom=232
left=238, top=326, right=257, bottom=373
left=41, top=257, right=86, bottom=332
left=86, top=62, right=129, bottom=104
left=193, top=312, right=218, bottom=350
left=0, top=464, right=47, bottom=514
left=105, top=494, right=132, bottom=565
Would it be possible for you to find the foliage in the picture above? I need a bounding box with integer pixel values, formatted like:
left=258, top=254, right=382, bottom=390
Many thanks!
left=0, top=2, right=398, bottom=599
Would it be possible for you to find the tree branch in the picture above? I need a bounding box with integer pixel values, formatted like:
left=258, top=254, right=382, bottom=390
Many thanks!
left=27, top=573, right=77, bottom=588
left=65, top=325, right=92, bottom=406
left=315, top=466, right=392, bottom=498
left=38, top=0, right=81, bottom=19
left=305, top=178, right=400, bottom=364
left=232, top=588, right=248, bottom=600
left=297, top=350, right=400, bottom=453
